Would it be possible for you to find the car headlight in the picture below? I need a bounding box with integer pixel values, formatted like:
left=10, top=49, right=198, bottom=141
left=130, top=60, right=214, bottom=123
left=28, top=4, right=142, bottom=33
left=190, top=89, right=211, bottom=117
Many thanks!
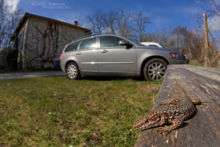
left=169, top=52, right=179, bottom=59
left=169, top=52, right=186, bottom=60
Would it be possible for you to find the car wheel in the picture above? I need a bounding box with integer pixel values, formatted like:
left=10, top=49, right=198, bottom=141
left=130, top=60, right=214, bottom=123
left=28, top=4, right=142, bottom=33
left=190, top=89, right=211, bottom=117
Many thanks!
left=66, top=62, right=80, bottom=80
left=143, top=58, right=167, bottom=81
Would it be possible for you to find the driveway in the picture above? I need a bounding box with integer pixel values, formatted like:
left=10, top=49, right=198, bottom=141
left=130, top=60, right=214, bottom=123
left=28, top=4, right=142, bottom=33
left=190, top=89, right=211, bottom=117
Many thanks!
left=0, top=71, right=65, bottom=80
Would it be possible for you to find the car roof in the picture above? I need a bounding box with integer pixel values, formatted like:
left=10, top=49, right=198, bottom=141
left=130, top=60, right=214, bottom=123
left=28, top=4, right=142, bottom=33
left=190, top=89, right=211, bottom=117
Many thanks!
left=68, top=34, right=137, bottom=46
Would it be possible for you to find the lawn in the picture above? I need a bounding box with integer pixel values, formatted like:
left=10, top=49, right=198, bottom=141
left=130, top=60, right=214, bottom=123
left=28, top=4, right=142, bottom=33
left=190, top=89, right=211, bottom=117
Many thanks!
left=0, top=76, right=161, bottom=146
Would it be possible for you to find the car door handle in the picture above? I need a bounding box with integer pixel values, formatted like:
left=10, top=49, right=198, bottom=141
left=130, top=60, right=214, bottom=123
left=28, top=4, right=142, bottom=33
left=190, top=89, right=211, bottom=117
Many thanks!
left=101, top=50, right=108, bottom=53
left=76, top=52, right=81, bottom=55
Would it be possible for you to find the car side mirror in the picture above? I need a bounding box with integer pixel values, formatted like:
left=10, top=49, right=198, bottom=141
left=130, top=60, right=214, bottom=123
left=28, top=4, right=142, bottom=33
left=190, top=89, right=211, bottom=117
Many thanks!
left=119, top=40, right=127, bottom=46
left=119, top=40, right=133, bottom=49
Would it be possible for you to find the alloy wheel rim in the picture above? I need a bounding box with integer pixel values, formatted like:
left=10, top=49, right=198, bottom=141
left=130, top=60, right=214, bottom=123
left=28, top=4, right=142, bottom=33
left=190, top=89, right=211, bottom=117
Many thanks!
left=147, top=62, right=166, bottom=80
left=67, top=64, right=77, bottom=79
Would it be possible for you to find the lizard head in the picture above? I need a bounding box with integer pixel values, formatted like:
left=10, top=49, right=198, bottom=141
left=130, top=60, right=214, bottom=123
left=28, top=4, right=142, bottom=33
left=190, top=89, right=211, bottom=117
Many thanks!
left=133, top=110, right=165, bottom=131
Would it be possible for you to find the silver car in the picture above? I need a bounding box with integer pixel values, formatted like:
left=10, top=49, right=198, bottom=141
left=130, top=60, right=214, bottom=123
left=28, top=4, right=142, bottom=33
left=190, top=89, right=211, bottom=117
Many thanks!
left=60, top=34, right=188, bottom=80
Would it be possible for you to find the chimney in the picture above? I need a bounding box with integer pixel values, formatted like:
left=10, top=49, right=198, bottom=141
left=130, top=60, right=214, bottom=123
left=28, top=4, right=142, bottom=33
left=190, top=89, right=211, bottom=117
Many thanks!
left=74, top=21, right=78, bottom=26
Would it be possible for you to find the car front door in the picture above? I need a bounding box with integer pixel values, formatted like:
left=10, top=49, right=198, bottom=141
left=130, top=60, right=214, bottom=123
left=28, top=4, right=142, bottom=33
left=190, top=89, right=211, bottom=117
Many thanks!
left=77, top=37, right=98, bottom=73
left=97, top=36, right=136, bottom=73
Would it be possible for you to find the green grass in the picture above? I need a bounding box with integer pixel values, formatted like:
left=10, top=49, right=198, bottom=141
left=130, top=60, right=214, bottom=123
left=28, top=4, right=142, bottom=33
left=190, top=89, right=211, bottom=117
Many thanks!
left=0, top=76, right=161, bottom=146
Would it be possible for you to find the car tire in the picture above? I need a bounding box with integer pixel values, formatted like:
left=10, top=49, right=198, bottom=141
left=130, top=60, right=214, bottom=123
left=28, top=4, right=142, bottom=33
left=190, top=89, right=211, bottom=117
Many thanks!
left=66, top=62, right=80, bottom=80
left=143, top=58, right=167, bottom=81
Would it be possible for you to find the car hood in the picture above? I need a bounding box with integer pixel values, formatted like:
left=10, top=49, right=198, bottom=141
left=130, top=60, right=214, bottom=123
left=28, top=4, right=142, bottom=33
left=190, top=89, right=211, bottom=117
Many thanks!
left=138, top=46, right=175, bottom=52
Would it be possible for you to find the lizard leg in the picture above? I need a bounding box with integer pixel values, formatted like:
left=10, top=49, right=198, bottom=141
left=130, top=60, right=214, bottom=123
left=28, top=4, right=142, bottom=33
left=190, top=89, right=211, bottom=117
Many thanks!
left=191, top=99, right=201, bottom=105
left=157, top=118, right=183, bottom=134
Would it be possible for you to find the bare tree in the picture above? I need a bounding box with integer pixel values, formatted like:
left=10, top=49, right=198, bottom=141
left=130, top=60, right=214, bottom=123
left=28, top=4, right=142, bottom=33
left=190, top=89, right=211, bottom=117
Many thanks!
left=196, top=0, right=220, bottom=67
left=0, top=0, right=23, bottom=49
left=87, top=10, right=104, bottom=35
left=196, top=0, right=220, bottom=16
left=102, top=10, right=117, bottom=34
left=0, top=0, right=7, bottom=49
left=87, top=9, right=136, bottom=38
left=115, top=9, right=134, bottom=37
left=143, top=26, right=204, bottom=63
left=143, top=29, right=173, bottom=49
left=87, top=9, right=151, bottom=39
left=133, top=11, right=150, bottom=41
left=169, top=27, right=204, bottom=61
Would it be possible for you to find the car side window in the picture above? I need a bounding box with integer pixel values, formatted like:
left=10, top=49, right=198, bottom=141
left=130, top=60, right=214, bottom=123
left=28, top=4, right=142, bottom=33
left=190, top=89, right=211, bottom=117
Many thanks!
left=100, top=36, right=125, bottom=48
left=65, top=41, right=79, bottom=52
left=79, top=38, right=96, bottom=50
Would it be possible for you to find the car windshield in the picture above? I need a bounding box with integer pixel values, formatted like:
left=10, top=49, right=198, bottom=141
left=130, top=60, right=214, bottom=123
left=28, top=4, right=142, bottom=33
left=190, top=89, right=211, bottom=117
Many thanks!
left=160, top=44, right=168, bottom=49
left=126, top=37, right=145, bottom=46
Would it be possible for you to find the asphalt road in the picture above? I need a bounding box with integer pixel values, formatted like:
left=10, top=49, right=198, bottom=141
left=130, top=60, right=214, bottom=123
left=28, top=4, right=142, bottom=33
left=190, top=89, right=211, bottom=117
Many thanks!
left=0, top=71, right=65, bottom=80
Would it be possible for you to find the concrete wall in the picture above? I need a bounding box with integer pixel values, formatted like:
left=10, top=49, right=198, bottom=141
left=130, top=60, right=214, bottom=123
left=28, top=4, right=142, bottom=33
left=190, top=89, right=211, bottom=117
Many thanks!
left=17, top=20, right=28, bottom=69
left=22, top=17, right=90, bottom=69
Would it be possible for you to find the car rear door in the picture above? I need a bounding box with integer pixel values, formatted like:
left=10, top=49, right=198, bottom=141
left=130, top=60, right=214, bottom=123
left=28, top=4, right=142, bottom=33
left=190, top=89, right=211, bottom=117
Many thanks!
left=77, top=37, right=98, bottom=73
left=97, top=36, right=136, bottom=73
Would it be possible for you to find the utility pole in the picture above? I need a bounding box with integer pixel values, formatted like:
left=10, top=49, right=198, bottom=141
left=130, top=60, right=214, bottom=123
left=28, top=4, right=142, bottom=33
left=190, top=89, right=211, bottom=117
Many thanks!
left=203, top=13, right=210, bottom=67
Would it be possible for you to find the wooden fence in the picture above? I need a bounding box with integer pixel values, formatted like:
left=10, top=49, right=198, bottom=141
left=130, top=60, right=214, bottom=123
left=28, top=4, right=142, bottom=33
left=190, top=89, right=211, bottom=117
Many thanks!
left=135, top=65, right=220, bottom=147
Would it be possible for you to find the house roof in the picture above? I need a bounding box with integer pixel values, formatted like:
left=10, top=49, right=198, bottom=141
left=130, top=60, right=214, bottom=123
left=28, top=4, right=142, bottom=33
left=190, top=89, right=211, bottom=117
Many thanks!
left=14, top=12, right=91, bottom=34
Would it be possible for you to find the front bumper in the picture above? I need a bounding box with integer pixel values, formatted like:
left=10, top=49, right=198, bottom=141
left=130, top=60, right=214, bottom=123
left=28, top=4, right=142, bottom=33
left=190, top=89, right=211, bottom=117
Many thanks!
left=172, top=59, right=189, bottom=64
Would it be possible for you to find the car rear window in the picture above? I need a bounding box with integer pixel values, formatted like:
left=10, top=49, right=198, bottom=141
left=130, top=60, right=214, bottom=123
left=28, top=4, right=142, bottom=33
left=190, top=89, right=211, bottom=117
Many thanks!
left=65, top=41, right=79, bottom=52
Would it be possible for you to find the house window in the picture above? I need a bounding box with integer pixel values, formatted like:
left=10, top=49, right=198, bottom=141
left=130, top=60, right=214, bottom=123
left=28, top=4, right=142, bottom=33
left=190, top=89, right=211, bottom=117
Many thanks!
left=18, top=30, right=24, bottom=50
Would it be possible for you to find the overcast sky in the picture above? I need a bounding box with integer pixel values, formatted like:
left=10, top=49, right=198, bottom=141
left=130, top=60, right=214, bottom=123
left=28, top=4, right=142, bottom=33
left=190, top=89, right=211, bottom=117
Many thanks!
left=5, top=0, right=216, bottom=33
